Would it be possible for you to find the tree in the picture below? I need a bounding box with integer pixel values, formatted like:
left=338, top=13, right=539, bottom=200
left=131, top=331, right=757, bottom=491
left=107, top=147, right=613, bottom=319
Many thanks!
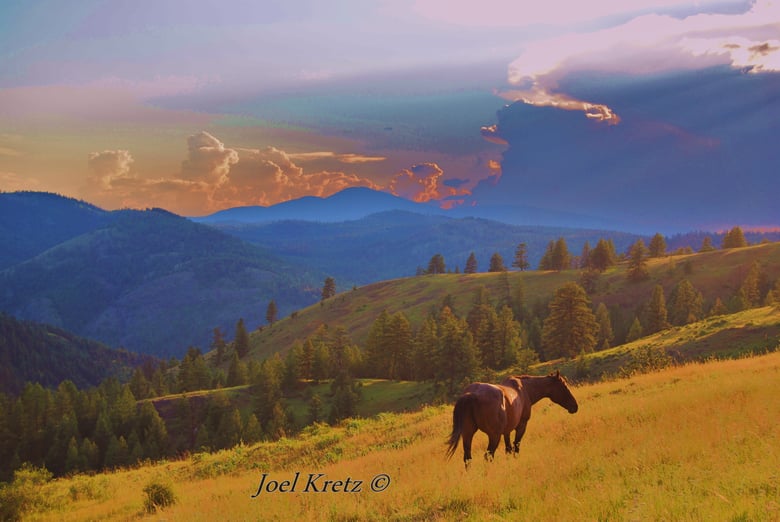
left=668, top=279, right=703, bottom=326
left=464, top=252, right=478, bottom=274
left=594, top=302, right=614, bottom=350
left=234, top=318, right=250, bottom=358
left=722, top=226, right=747, bottom=249
left=626, top=316, right=644, bottom=343
left=699, top=236, right=715, bottom=252
left=648, top=233, right=666, bottom=257
left=321, top=277, right=336, bottom=301
left=739, top=261, right=763, bottom=308
left=579, top=241, right=592, bottom=269
left=541, top=282, right=598, bottom=359
left=435, top=307, right=480, bottom=394
left=211, top=327, right=227, bottom=365
left=489, top=252, right=506, bottom=272
left=644, top=284, right=670, bottom=334
left=427, top=254, right=446, bottom=274
left=590, top=238, right=616, bottom=271
left=512, top=243, right=530, bottom=271
left=266, top=300, right=278, bottom=326
left=551, top=237, right=571, bottom=271
left=226, top=352, right=248, bottom=387
left=627, top=239, right=649, bottom=282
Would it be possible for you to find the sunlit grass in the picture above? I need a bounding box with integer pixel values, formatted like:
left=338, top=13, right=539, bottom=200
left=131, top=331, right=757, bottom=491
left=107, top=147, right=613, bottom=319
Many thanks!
left=28, top=351, right=780, bottom=521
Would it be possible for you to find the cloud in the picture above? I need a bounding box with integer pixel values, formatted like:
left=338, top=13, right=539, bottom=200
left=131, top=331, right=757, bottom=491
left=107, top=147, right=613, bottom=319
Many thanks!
left=180, top=131, right=239, bottom=185
left=287, top=151, right=387, bottom=164
left=503, top=0, right=780, bottom=121
left=387, top=162, right=470, bottom=206
left=87, top=150, right=135, bottom=190
left=0, top=171, right=41, bottom=191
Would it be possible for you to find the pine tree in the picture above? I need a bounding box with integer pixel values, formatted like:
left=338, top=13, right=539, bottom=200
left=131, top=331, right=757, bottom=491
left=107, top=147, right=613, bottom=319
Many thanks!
left=234, top=318, right=250, bottom=358
left=435, top=307, right=480, bottom=394
left=464, top=252, right=478, bottom=274
left=739, top=261, right=763, bottom=308
left=243, top=414, right=263, bottom=444
left=627, top=239, right=649, bottom=282
left=541, top=282, right=598, bottom=359
left=710, top=296, right=728, bottom=316
left=489, top=252, right=506, bottom=272
left=321, top=277, right=336, bottom=301
left=226, top=352, right=248, bottom=387
left=551, top=237, right=571, bottom=271
left=595, top=302, right=614, bottom=350
left=590, top=238, right=616, bottom=271
left=648, top=233, right=667, bottom=257
left=722, top=226, right=747, bottom=249
left=645, top=284, right=670, bottom=334
left=699, top=236, right=715, bottom=252
left=580, top=241, right=592, bottom=269
left=512, top=243, right=530, bottom=271
left=427, top=254, right=446, bottom=274
left=266, top=300, right=278, bottom=325
left=668, top=279, right=704, bottom=325
left=626, top=316, right=644, bottom=342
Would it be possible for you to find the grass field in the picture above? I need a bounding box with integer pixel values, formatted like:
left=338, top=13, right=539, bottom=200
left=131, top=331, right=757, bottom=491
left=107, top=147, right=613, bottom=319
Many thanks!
left=23, top=350, right=780, bottom=521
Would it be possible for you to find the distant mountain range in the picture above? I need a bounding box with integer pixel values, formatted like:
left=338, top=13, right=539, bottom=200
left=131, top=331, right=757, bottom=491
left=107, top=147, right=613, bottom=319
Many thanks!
left=0, top=192, right=323, bottom=358
left=2, top=190, right=778, bottom=359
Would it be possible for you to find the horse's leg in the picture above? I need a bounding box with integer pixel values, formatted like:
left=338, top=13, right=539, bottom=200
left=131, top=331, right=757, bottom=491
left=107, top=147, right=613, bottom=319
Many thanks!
left=512, top=420, right=528, bottom=453
left=462, top=415, right=477, bottom=469
left=503, top=432, right=513, bottom=454
left=485, top=432, right=501, bottom=462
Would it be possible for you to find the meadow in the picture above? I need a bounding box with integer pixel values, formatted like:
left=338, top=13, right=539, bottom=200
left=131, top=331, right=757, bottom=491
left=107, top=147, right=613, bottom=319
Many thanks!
left=21, top=350, right=780, bottom=521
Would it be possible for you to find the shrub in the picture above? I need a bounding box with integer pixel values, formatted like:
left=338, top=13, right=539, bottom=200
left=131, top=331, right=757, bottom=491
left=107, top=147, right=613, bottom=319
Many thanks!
left=143, top=478, right=176, bottom=513
left=0, top=464, right=52, bottom=522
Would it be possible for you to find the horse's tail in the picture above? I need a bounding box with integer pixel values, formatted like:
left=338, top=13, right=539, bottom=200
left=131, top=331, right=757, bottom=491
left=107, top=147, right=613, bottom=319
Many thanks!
left=445, top=393, right=477, bottom=460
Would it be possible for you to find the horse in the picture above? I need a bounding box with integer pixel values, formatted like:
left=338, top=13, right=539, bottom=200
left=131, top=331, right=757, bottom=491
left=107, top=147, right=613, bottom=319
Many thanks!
left=445, top=371, right=578, bottom=468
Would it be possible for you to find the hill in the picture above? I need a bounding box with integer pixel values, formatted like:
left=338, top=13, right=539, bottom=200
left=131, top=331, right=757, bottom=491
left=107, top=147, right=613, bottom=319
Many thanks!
left=18, top=351, right=780, bottom=521
left=0, top=313, right=152, bottom=395
left=0, top=192, right=110, bottom=271
left=210, top=210, right=643, bottom=286
left=0, top=203, right=324, bottom=358
left=241, top=241, right=780, bottom=363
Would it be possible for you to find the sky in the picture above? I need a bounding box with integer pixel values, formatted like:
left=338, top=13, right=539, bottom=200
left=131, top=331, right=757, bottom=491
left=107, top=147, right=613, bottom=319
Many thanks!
left=1, top=0, right=778, bottom=217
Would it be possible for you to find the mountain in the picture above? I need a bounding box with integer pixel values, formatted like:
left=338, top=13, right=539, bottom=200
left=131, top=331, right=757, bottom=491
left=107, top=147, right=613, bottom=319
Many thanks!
left=0, top=313, right=152, bottom=395
left=0, top=191, right=111, bottom=270
left=212, top=210, right=643, bottom=286
left=0, top=196, right=324, bottom=357
left=191, top=187, right=443, bottom=224
left=472, top=67, right=780, bottom=233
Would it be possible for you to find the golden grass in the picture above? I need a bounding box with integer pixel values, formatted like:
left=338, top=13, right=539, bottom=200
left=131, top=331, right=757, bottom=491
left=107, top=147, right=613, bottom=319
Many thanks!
left=28, top=351, right=780, bottom=521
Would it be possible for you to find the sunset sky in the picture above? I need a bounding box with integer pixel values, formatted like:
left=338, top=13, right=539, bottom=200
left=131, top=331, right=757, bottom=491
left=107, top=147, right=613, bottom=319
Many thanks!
left=1, top=0, right=778, bottom=217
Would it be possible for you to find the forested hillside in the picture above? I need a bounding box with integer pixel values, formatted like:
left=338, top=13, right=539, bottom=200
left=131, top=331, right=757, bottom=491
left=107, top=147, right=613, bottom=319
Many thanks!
left=0, top=314, right=151, bottom=394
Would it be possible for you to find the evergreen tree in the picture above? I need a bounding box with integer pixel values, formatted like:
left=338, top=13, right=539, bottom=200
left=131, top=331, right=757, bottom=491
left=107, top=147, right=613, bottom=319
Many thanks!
left=590, top=238, right=617, bottom=271
left=539, top=240, right=555, bottom=270
left=234, top=318, right=250, bottom=358
left=551, top=237, right=571, bottom=271
left=512, top=243, right=530, bottom=271
left=739, top=261, right=763, bottom=308
left=464, top=252, right=478, bottom=274
left=435, top=307, right=480, bottom=394
left=699, top=236, right=715, bottom=252
left=722, top=226, right=747, bottom=248
left=215, top=408, right=243, bottom=450
left=627, top=239, right=650, bottom=282
left=427, top=254, right=446, bottom=274
left=541, top=282, right=598, bottom=359
left=211, top=327, right=227, bottom=365
left=626, top=316, right=644, bottom=342
left=307, top=394, right=324, bottom=425
left=710, top=296, right=728, bottom=316
left=668, top=279, right=704, bottom=325
left=648, top=233, right=667, bottom=257
left=765, top=280, right=780, bottom=307
left=580, top=241, right=592, bottom=269
left=321, top=277, right=336, bottom=301
left=595, top=302, right=614, bottom=350
left=243, top=414, right=263, bottom=444
left=328, top=372, right=361, bottom=424
left=266, top=300, right=278, bottom=325
left=489, top=252, right=506, bottom=272
left=226, top=352, right=248, bottom=387
left=645, top=284, right=670, bottom=334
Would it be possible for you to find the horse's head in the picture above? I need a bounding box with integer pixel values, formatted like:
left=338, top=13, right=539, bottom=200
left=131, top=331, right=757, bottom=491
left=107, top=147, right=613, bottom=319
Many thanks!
left=548, top=370, right=578, bottom=413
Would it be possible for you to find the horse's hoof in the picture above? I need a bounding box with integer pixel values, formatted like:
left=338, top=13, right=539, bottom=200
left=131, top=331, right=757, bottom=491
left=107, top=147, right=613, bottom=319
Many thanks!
left=464, top=459, right=472, bottom=470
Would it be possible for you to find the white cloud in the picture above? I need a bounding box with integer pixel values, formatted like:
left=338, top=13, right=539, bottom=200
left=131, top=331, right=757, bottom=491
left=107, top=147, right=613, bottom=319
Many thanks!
left=503, top=0, right=780, bottom=121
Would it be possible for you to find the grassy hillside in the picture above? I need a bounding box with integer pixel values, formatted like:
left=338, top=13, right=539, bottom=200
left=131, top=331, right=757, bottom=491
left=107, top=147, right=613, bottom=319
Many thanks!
left=20, top=351, right=780, bottom=521
left=242, top=241, right=780, bottom=362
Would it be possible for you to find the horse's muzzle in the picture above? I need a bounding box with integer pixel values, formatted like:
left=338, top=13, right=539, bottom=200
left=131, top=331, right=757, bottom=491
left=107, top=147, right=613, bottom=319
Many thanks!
left=568, top=404, right=578, bottom=414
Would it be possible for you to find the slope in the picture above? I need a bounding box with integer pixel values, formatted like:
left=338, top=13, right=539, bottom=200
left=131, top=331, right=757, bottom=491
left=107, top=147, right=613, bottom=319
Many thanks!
left=0, top=208, right=324, bottom=358
left=25, top=351, right=780, bottom=521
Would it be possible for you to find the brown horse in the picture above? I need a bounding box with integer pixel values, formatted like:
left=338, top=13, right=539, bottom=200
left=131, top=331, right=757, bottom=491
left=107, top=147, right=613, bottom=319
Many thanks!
left=445, top=371, right=578, bottom=468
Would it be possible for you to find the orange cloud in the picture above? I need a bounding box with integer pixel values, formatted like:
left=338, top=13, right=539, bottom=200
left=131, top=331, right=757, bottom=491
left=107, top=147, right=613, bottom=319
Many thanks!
left=387, top=162, right=470, bottom=205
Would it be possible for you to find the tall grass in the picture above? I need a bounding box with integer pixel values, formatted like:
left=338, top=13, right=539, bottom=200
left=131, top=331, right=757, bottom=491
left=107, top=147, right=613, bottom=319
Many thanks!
left=29, top=352, right=780, bottom=521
